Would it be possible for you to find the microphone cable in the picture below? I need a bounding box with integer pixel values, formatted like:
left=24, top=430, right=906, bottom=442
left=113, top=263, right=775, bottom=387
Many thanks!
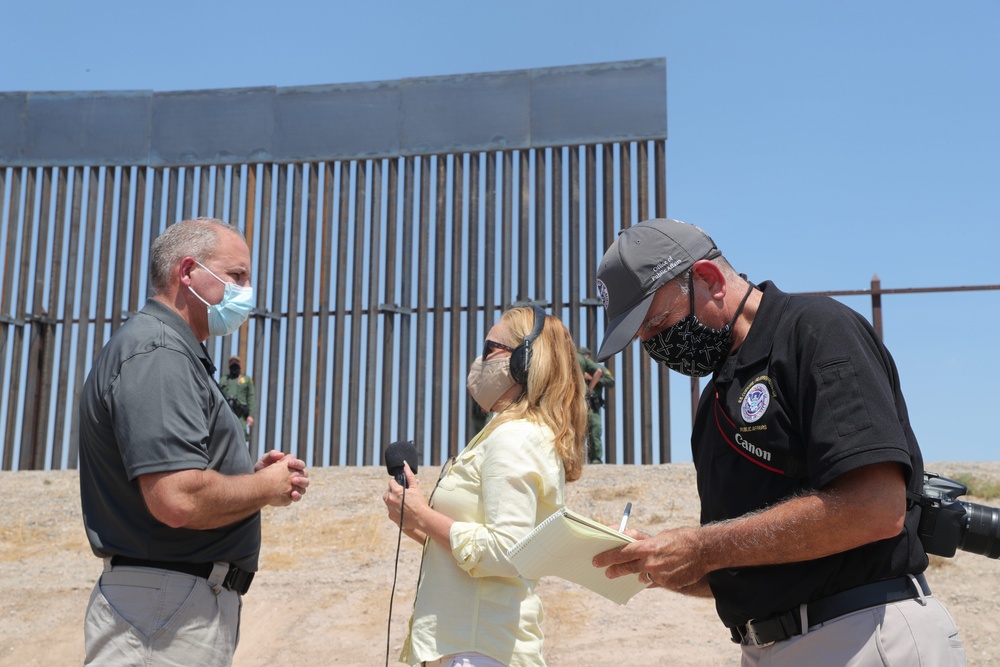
left=385, top=484, right=406, bottom=667
left=383, top=457, right=453, bottom=667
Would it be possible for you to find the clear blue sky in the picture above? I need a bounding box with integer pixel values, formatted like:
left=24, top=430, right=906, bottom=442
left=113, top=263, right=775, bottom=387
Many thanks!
left=3, top=0, right=998, bottom=463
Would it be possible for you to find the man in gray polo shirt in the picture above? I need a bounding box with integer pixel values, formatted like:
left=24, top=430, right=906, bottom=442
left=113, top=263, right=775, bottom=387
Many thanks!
left=79, top=217, right=309, bottom=666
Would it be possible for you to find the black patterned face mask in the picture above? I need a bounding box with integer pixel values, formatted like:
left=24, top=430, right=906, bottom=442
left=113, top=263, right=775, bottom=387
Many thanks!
left=642, top=276, right=753, bottom=377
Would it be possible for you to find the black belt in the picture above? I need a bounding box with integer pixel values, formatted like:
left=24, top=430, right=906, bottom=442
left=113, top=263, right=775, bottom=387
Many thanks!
left=731, top=574, right=930, bottom=647
left=110, top=556, right=255, bottom=595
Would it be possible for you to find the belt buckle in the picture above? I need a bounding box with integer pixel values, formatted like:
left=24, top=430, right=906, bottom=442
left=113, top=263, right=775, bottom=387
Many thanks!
left=745, top=620, right=775, bottom=648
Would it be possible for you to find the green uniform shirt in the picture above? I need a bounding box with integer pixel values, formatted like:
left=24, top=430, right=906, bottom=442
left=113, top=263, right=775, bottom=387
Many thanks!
left=219, top=373, right=255, bottom=428
left=578, top=352, right=614, bottom=397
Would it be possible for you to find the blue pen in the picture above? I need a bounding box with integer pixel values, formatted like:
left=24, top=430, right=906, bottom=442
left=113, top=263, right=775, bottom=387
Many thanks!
left=619, top=502, right=632, bottom=532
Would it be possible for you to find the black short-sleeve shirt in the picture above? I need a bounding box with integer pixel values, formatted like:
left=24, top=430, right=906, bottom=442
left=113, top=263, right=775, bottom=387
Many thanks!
left=694, top=281, right=927, bottom=628
left=79, top=298, right=260, bottom=570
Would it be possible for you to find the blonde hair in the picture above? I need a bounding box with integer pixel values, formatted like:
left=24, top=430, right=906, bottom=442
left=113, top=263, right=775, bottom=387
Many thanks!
left=485, top=307, right=588, bottom=482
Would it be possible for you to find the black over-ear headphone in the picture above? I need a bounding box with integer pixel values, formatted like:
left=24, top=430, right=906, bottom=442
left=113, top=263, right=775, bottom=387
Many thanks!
left=509, top=305, right=546, bottom=386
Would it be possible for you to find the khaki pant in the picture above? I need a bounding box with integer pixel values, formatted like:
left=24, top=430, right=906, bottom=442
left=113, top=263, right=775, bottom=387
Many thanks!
left=740, top=595, right=965, bottom=667
left=587, top=410, right=603, bottom=462
left=84, top=561, right=242, bottom=667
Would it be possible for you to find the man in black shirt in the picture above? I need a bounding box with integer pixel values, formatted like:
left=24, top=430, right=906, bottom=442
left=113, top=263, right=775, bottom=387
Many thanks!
left=592, top=218, right=965, bottom=665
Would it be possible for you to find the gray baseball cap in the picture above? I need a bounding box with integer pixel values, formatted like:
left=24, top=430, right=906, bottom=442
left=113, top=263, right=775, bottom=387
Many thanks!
left=594, top=218, right=720, bottom=361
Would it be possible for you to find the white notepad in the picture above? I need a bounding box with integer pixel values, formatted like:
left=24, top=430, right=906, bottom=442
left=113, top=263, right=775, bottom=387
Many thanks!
left=506, top=507, right=649, bottom=605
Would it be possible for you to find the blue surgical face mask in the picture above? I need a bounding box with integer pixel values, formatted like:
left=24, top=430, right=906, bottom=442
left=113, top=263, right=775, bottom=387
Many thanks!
left=188, top=261, right=254, bottom=336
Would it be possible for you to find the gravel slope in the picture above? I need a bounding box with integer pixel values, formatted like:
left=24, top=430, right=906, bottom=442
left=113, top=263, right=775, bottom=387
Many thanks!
left=1, top=462, right=999, bottom=666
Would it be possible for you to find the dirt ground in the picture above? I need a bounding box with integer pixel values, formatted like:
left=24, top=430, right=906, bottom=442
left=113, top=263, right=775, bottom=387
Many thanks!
left=2, top=462, right=999, bottom=666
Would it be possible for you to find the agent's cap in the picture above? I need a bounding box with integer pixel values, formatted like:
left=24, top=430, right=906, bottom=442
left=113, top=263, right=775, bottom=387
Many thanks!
left=595, top=218, right=720, bottom=361
left=229, top=355, right=241, bottom=364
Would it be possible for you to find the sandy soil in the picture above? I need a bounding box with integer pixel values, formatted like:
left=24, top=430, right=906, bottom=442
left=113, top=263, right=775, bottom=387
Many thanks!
left=1, top=462, right=999, bottom=666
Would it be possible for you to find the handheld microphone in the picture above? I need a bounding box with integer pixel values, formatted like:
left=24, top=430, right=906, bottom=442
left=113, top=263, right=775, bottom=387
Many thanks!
left=384, top=440, right=418, bottom=488
left=383, top=439, right=418, bottom=667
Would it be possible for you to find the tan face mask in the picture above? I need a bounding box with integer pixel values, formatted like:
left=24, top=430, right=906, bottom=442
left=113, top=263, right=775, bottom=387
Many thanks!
left=466, top=356, right=518, bottom=412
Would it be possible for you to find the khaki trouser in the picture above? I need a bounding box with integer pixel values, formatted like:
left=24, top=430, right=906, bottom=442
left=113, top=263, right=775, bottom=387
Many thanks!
left=84, top=560, right=241, bottom=667
left=740, top=594, right=966, bottom=667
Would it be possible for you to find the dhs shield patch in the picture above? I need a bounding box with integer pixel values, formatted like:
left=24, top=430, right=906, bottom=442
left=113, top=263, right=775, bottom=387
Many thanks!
left=741, top=382, right=770, bottom=423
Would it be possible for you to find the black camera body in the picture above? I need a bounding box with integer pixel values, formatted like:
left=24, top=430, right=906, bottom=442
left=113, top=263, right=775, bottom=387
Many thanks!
left=913, top=472, right=1000, bottom=559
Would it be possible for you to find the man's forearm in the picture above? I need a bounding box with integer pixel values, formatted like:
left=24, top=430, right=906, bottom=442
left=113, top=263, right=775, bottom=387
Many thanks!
left=140, top=468, right=278, bottom=530
left=698, top=463, right=906, bottom=572
left=589, top=368, right=602, bottom=390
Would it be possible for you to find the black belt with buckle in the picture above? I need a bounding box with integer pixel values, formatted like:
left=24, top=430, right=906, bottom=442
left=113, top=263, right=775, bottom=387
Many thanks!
left=110, top=556, right=255, bottom=595
left=730, top=573, right=930, bottom=647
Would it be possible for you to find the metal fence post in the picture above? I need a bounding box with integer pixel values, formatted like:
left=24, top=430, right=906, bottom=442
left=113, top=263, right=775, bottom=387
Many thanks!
left=871, top=274, right=883, bottom=340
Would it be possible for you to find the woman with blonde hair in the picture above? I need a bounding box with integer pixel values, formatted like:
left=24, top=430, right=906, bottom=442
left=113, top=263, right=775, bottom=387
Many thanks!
left=383, top=306, right=588, bottom=667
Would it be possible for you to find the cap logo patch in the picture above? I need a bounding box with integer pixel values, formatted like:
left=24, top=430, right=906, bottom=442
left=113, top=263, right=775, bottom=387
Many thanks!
left=596, top=279, right=609, bottom=309
left=740, top=381, right=770, bottom=423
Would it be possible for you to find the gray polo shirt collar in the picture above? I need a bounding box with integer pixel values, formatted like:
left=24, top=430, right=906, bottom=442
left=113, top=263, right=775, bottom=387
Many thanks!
left=141, top=298, right=217, bottom=376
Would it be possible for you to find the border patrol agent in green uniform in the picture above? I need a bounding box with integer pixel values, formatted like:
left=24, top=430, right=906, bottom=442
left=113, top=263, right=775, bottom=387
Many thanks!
left=219, top=355, right=255, bottom=439
left=577, top=346, right=614, bottom=463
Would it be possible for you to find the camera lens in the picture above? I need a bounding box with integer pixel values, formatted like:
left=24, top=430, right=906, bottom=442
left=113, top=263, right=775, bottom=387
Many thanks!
left=959, top=501, right=1000, bottom=559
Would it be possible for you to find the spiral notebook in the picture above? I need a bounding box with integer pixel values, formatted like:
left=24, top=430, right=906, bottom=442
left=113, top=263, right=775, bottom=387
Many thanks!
left=506, top=507, right=648, bottom=605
